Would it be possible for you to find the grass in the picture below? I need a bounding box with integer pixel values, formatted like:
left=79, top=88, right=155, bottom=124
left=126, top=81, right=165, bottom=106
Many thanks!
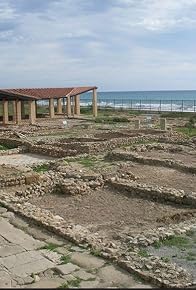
left=138, top=249, right=150, bottom=258
left=65, top=156, right=97, bottom=168
left=185, top=251, right=196, bottom=261
left=153, top=235, right=190, bottom=249
left=95, top=116, right=130, bottom=124
left=90, top=248, right=102, bottom=257
left=58, top=277, right=81, bottom=288
left=161, top=112, right=196, bottom=118
left=33, top=164, right=50, bottom=173
left=60, top=255, right=71, bottom=264
left=176, top=127, right=196, bottom=137
left=160, top=256, right=170, bottom=263
left=0, top=144, right=16, bottom=150
left=39, top=243, right=59, bottom=251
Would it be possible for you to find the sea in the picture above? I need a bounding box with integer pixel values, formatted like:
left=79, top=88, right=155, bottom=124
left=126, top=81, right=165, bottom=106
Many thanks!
left=81, top=90, right=196, bottom=112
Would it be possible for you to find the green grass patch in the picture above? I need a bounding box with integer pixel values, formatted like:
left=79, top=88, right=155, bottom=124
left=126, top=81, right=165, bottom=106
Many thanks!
left=67, top=277, right=81, bottom=288
left=33, top=164, right=50, bottom=173
left=0, top=144, right=16, bottom=150
left=161, top=112, right=196, bottom=119
left=185, top=251, right=196, bottom=261
left=90, top=248, right=102, bottom=257
left=95, top=116, right=130, bottom=124
left=58, top=282, right=69, bottom=288
left=138, top=249, right=149, bottom=258
left=153, top=235, right=190, bottom=249
left=60, top=255, right=71, bottom=264
left=176, top=127, right=196, bottom=137
left=64, top=156, right=97, bottom=168
left=39, top=243, right=59, bottom=251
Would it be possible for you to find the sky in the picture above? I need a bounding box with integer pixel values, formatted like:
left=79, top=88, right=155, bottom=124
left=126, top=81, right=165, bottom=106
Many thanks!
left=0, top=0, right=196, bottom=91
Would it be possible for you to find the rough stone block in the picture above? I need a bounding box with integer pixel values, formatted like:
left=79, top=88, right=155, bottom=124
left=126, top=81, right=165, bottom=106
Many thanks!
left=54, top=263, right=79, bottom=275
left=71, top=252, right=105, bottom=269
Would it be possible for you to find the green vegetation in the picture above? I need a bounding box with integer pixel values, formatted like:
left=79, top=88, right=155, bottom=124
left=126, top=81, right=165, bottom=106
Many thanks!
left=160, top=256, right=170, bottom=263
left=58, top=282, right=69, bottom=288
left=39, top=243, right=59, bottom=251
left=60, top=255, right=71, bottom=264
left=153, top=235, right=190, bottom=249
left=185, top=251, right=196, bottom=261
left=67, top=277, right=81, bottom=288
left=64, top=156, right=97, bottom=168
left=95, top=116, right=130, bottom=124
left=0, top=143, right=16, bottom=150
left=161, top=112, right=196, bottom=118
left=90, top=248, right=102, bottom=257
left=33, top=163, right=50, bottom=173
left=138, top=249, right=150, bottom=258
left=176, top=127, right=196, bottom=137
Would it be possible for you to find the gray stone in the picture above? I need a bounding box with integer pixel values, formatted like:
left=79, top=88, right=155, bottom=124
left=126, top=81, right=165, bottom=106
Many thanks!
left=71, top=246, right=86, bottom=252
left=54, top=263, right=80, bottom=275
left=0, top=219, right=45, bottom=251
left=0, top=244, right=25, bottom=257
left=80, top=280, right=100, bottom=288
left=28, top=279, right=62, bottom=288
left=71, top=252, right=105, bottom=269
left=9, top=216, right=29, bottom=230
left=55, top=247, right=71, bottom=256
left=45, top=237, right=65, bottom=246
left=1, top=212, right=15, bottom=220
left=25, top=227, right=50, bottom=241
left=0, top=207, right=7, bottom=214
left=97, top=265, right=141, bottom=288
left=0, top=251, right=55, bottom=278
left=73, top=269, right=96, bottom=281
left=0, top=270, right=12, bottom=288
left=23, top=276, right=34, bottom=285
left=39, top=249, right=62, bottom=264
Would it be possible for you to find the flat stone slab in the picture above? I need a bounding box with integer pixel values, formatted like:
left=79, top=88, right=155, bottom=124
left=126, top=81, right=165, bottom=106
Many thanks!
left=0, top=270, right=12, bottom=288
left=39, top=249, right=62, bottom=264
left=0, top=244, right=25, bottom=257
left=73, top=269, right=96, bottom=281
left=97, top=265, right=142, bottom=288
left=28, top=279, right=62, bottom=288
left=0, top=251, right=55, bottom=278
left=80, top=280, right=100, bottom=288
left=0, top=219, right=45, bottom=250
left=71, top=252, right=105, bottom=269
left=54, top=263, right=80, bottom=275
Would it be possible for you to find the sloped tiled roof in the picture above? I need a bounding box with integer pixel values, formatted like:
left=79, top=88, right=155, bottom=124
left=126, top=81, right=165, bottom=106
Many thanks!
left=0, top=86, right=97, bottom=100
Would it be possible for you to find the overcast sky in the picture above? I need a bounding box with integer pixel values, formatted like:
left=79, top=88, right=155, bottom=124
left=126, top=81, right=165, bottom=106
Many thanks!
left=0, top=0, right=196, bottom=91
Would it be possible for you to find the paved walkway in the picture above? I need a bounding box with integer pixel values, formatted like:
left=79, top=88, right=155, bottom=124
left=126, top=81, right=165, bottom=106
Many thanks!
left=0, top=153, right=56, bottom=167
left=0, top=207, right=153, bottom=288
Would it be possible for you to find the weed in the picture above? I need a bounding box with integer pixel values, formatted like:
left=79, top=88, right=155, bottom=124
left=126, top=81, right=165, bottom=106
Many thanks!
left=161, top=256, right=170, bottom=263
left=176, top=127, right=196, bottom=137
left=185, top=251, right=196, bottom=261
left=0, top=144, right=15, bottom=150
left=67, top=277, right=81, bottom=288
left=58, top=282, right=69, bottom=288
left=153, top=235, right=190, bottom=249
left=95, top=116, right=130, bottom=124
left=39, top=243, right=59, bottom=251
left=90, top=248, right=102, bottom=257
left=60, top=255, right=71, bottom=264
left=138, top=249, right=149, bottom=258
left=33, top=164, right=50, bottom=173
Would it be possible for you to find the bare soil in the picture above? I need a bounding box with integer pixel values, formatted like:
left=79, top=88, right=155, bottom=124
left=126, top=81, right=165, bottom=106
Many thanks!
left=129, top=163, right=196, bottom=193
left=29, top=188, right=192, bottom=240
left=138, top=150, right=196, bottom=167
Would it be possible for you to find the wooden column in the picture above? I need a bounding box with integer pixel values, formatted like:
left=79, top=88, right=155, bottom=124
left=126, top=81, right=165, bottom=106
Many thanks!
left=92, top=88, right=97, bottom=117
left=3, top=99, right=9, bottom=125
left=29, top=100, right=36, bottom=124
left=16, top=100, right=22, bottom=124
left=12, top=100, right=16, bottom=123
left=49, top=98, right=55, bottom=118
left=57, top=98, right=63, bottom=114
left=74, top=95, right=80, bottom=116
left=66, top=96, right=71, bottom=117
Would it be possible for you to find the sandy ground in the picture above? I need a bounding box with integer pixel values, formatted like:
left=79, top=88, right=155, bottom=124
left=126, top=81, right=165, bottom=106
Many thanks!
left=29, top=188, right=192, bottom=240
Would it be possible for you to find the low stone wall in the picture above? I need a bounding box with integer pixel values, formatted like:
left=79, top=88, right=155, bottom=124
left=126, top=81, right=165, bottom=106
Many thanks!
left=108, top=178, right=196, bottom=208
left=0, top=191, right=194, bottom=288
left=0, top=147, right=26, bottom=156
left=0, top=171, right=40, bottom=189
left=107, top=150, right=196, bottom=174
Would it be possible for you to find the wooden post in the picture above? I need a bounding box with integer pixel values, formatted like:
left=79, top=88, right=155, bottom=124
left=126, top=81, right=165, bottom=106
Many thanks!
left=3, top=99, right=9, bottom=125
left=92, top=89, right=97, bottom=117
left=49, top=98, right=55, bottom=118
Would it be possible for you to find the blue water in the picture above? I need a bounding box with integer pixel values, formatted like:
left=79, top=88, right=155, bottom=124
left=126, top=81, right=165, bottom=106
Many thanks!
left=81, top=90, right=196, bottom=112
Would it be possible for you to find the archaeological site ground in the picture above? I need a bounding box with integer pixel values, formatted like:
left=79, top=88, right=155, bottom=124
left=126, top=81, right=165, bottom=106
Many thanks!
left=0, top=110, right=195, bottom=288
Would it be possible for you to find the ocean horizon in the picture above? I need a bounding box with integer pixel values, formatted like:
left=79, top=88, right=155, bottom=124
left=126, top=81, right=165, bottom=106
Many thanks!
left=81, top=90, right=196, bottom=112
